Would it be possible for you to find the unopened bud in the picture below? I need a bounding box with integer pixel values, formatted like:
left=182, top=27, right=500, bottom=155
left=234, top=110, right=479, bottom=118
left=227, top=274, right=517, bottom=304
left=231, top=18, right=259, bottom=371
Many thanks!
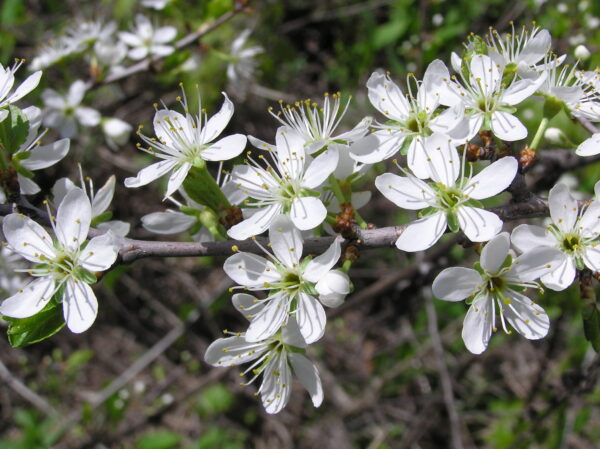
left=574, top=44, right=591, bottom=60
left=544, top=127, right=567, bottom=145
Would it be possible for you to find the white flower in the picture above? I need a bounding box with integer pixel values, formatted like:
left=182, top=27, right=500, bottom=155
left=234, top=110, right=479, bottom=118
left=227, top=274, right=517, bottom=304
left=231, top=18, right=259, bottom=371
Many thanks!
left=204, top=317, right=323, bottom=414
left=226, top=29, right=263, bottom=98
left=315, top=269, right=350, bottom=307
left=0, top=60, right=42, bottom=123
left=93, top=39, right=128, bottom=71
left=485, top=26, right=555, bottom=78
left=30, top=39, right=79, bottom=70
left=64, top=20, right=117, bottom=51
left=118, top=15, right=176, bottom=60
left=42, top=80, right=101, bottom=138
left=433, top=232, right=564, bottom=354
left=125, top=89, right=246, bottom=198
left=224, top=215, right=344, bottom=343
left=53, top=173, right=130, bottom=237
left=13, top=106, right=70, bottom=195
left=0, top=188, right=119, bottom=333
left=350, top=60, right=467, bottom=178
left=512, top=183, right=600, bottom=291
left=228, top=128, right=338, bottom=239
left=375, top=133, right=518, bottom=252
left=101, top=117, right=132, bottom=150
left=270, top=93, right=371, bottom=155
left=439, top=54, right=547, bottom=141
left=0, top=247, right=28, bottom=297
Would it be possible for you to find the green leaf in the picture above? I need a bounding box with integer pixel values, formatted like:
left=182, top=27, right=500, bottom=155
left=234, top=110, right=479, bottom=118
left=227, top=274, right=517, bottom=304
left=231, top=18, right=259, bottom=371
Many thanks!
left=183, top=165, right=231, bottom=213
left=5, top=300, right=65, bottom=348
left=137, top=431, right=181, bottom=449
left=0, top=105, right=29, bottom=155
left=91, top=211, right=113, bottom=226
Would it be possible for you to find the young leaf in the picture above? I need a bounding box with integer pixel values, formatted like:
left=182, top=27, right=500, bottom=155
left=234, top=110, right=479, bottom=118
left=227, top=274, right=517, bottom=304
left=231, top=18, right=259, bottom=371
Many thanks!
left=0, top=105, right=29, bottom=155
left=5, top=300, right=65, bottom=348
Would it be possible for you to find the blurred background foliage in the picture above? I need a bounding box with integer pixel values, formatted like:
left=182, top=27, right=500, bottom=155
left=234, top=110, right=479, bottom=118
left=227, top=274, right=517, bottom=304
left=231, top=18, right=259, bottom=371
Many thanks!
left=0, top=0, right=600, bottom=448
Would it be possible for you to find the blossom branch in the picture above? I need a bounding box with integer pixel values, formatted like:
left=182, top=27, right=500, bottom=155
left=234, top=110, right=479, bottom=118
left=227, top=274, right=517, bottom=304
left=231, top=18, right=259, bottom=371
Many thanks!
left=95, top=2, right=247, bottom=87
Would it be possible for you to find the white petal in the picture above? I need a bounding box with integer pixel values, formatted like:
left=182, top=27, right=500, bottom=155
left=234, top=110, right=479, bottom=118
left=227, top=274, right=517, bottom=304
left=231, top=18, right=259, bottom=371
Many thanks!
left=124, top=159, right=177, bottom=188
left=406, top=137, right=431, bottom=179
left=583, top=246, right=600, bottom=273
left=304, top=236, right=342, bottom=282
left=289, top=353, right=323, bottom=407
left=203, top=92, right=234, bottom=143
left=541, top=257, right=576, bottom=291
left=204, top=336, right=267, bottom=366
left=153, top=26, right=177, bottom=43
left=63, top=280, right=98, bottom=333
left=91, top=175, right=116, bottom=217
left=5, top=71, right=42, bottom=104
left=261, top=352, right=292, bottom=414
left=281, top=316, right=307, bottom=348
left=232, top=293, right=265, bottom=320
left=18, top=175, right=40, bottom=195
left=165, top=162, right=191, bottom=198
left=366, top=71, right=410, bottom=121
left=480, top=232, right=510, bottom=273
left=457, top=206, right=502, bottom=243
left=227, top=204, right=281, bottom=240
left=548, top=183, right=578, bottom=234
left=52, top=178, right=77, bottom=205
left=520, top=29, right=551, bottom=65
left=349, top=132, right=403, bottom=164
left=269, top=215, right=302, bottom=268
left=469, top=54, right=500, bottom=98
left=97, top=220, right=130, bottom=237
left=201, top=134, right=247, bottom=161
left=296, top=292, right=326, bottom=344
left=462, top=294, right=494, bottom=354
left=67, top=80, right=86, bottom=106
left=466, top=157, right=518, bottom=200
left=75, top=107, right=101, bottom=126
left=245, top=293, right=288, bottom=342
left=395, top=212, right=447, bottom=252
left=223, top=252, right=280, bottom=288
left=511, top=224, right=552, bottom=254
left=502, top=77, right=544, bottom=105
left=507, top=247, right=565, bottom=282
left=118, top=31, right=142, bottom=47
left=375, top=172, right=432, bottom=210
left=21, top=138, right=70, bottom=171
left=290, top=196, right=326, bottom=230
left=128, top=46, right=148, bottom=60
left=0, top=277, right=55, bottom=319
left=2, top=214, right=56, bottom=262
left=275, top=128, right=306, bottom=179
left=503, top=290, right=549, bottom=340
left=491, top=111, right=527, bottom=141
left=432, top=267, right=482, bottom=301
left=141, top=211, right=195, bottom=234
left=576, top=133, right=600, bottom=157
left=423, top=133, right=459, bottom=187
left=334, top=116, right=372, bottom=143
left=79, top=232, right=118, bottom=272
left=302, top=147, right=339, bottom=189
left=55, top=188, right=91, bottom=252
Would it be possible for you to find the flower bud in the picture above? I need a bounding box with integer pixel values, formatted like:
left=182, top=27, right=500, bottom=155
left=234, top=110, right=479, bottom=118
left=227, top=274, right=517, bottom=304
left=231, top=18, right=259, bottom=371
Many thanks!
left=574, top=44, right=591, bottom=60
left=544, top=127, right=567, bottom=145
left=102, top=117, right=132, bottom=150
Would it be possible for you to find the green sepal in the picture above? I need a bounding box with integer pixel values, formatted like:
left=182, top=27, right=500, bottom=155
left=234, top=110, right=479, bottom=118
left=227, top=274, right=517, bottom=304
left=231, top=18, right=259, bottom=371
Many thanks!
left=0, top=105, right=29, bottom=156
left=303, top=283, right=318, bottom=296
left=418, top=206, right=439, bottom=218
left=91, top=211, right=112, bottom=226
left=500, top=253, right=513, bottom=271
left=5, top=300, right=66, bottom=348
left=180, top=205, right=202, bottom=216
left=286, top=345, right=307, bottom=354
left=12, top=158, right=34, bottom=178
left=300, top=188, right=321, bottom=198
left=300, top=256, right=313, bottom=270
left=399, top=136, right=412, bottom=156
left=473, top=261, right=484, bottom=275
left=575, top=257, right=585, bottom=271
left=543, top=97, right=564, bottom=119
left=182, top=165, right=231, bottom=213
left=447, top=211, right=459, bottom=233
left=465, top=294, right=476, bottom=305
left=75, top=267, right=97, bottom=285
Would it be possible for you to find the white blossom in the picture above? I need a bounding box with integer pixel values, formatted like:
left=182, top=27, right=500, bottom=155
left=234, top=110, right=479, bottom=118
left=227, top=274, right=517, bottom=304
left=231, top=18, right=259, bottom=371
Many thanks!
left=375, top=133, right=518, bottom=252
left=433, top=232, right=563, bottom=354
left=204, top=317, right=323, bottom=414
left=439, top=54, right=547, bottom=141
left=227, top=128, right=338, bottom=239
left=101, top=117, right=132, bottom=150
left=0, top=188, right=119, bottom=333
left=350, top=60, right=467, bottom=178
left=118, top=15, right=176, bottom=60
left=41, top=80, right=101, bottom=138
left=512, top=183, right=600, bottom=290
left=224, top=215, right=345, bottom=343
left=125, top=89, right=247, bottom=198
left=227, top=29, right=263, bottom=98
left=270, top=93, right=371, bottom=155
